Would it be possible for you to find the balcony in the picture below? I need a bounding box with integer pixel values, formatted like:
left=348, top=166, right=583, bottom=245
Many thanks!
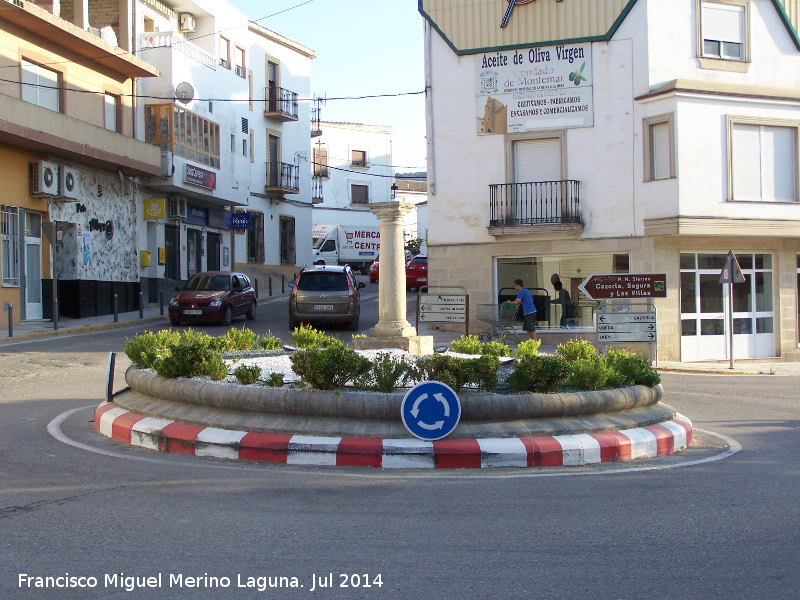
left=489, top=180, right=582, bottom=230
left=266, top=161, right=299, bottom=194
left=264, top=86, right=299, bottom=121
left=139, top=32, right=216, bottom=70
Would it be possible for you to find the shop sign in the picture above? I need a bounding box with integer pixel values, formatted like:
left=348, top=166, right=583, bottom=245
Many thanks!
left=143, top=198, right=166, bottom=219
left=230, top=213, right=252, bottom=229
left=185, top=204, right=208, bottom=226
left=579, top=274, right=667, bottom=300
left=476, top=42, right=593, bottom=134
left=208, top=208, right=230, bottom=229
left=184, top=164, right=217, bottom=189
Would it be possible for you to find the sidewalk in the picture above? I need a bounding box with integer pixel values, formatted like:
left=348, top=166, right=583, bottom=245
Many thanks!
left=2, top=301, right=799, bottom=376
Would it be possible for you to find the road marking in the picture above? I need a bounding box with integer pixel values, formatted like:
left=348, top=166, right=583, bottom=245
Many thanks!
left=48, top=407, right=742, bottom=480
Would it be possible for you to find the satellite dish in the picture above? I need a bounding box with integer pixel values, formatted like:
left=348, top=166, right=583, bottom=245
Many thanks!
left=175, top=82, right=195, bottom=104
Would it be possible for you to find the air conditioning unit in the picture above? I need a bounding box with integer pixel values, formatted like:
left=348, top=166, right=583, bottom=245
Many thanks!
left=168, top=196, right=187, bottom=219
left=31, top=161, right=59, bottom=196
left=58, top=166, right=80, bottom=199
left=179, top=13, right=196, bottom=33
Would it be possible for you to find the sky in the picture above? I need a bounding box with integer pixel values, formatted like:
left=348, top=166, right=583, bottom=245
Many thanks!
left=230, top=0, right=428, bottom=173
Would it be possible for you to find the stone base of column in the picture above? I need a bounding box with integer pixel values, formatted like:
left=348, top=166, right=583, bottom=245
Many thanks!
left=352, top=334, right=434, bottom=356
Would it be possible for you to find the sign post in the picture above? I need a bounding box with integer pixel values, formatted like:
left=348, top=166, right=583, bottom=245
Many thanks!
left=719, top=251, right=746, bottom=370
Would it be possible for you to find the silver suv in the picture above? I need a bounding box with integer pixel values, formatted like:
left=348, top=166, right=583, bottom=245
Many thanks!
left=288, top=265, right=365, bottom=331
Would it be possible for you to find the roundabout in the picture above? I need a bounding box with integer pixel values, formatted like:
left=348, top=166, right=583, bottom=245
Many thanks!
left=93, top=363, right=693, bottom=469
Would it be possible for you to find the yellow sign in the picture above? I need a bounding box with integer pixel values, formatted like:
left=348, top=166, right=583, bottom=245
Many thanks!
left=144, top=198, right=166, bottom=219
left=158, top=247, right=166, bottom=265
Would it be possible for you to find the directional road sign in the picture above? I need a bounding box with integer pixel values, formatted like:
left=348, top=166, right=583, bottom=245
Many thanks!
left=418, top=294, right=467, bottom=324
left=595, top=311, right=657, bottom=344
left=579, top=274, right=667, bottom=300
left=401, top=381, right=461, bottom=441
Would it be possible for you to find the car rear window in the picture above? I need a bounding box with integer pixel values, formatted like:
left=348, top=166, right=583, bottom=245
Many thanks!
left=409, top=257, right=427, bottom=266
left=297, top=272, right=349, bottom=292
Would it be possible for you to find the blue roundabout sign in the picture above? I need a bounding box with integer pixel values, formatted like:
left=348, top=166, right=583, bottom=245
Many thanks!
left=401, top=381, right=461, bottom=441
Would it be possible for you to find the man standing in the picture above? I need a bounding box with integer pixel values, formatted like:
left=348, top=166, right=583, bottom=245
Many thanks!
left=506, top=279, right=537, bottom=340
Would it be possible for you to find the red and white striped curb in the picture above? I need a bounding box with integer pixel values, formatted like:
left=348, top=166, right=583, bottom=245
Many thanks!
left=94, top=403, right=693, bottom=469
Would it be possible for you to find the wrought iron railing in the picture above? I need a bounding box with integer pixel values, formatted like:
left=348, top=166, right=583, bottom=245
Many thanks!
left=489, top=180, right=581, bottom=227
left=264, top=86, right=299, bottom=120
left=266, top=161, right=299, bottom=192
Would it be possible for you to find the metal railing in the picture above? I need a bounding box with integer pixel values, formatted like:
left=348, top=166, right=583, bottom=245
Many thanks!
left=264, top=86, right=299, bottom=120
left=489, top=180, right=581, bottom=227
left=266, top=161, right=299, bottom=192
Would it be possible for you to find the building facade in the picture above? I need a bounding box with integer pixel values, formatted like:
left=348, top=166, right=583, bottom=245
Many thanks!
left=420, top=0, right=800, bottom=361
left=0, top=0, right=160, bottom=325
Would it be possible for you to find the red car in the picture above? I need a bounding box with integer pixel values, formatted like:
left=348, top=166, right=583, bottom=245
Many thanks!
left=405, top=255, right=428, bottom=289
left=168, top=271, right=257, bottom=326
left=369, top=251, right=413, bottom=284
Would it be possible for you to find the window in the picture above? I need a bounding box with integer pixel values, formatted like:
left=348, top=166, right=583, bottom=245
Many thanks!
left=513, top=137, right=561, bottom=182
left=351, top=184, right=369, bottom=204
left=104, top=93, right=120, bottom=132
left=247, top=212, right=265, bottom=262
left=234, top=46, right=245, bottom=78
left=231, top=134, right=235, bottom=152
left=21, top=59, right=59, bottom=112
left=643, top=114, right=674, bottom=181
left=1, top=206, right=20, bottom=286
left=280, top=216, right=296, bottom=264
left=144, top=16, right=155, bottom=32
left=313, top=146, right=329, bottom=178
left=700, top=1, right=747, bottom=62
left=729, top=119, right=797, bottom=202
left=144, top=104, right=220, bottom=169
left=351, top=150, right=367, bottom=167
left=219, top=36, right=230, bottom=69
left=242, top=139, right=247, bottom=157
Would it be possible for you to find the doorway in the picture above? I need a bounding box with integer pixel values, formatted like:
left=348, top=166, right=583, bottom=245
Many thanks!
left=24, top=211, right=42, bottom=320
left=187, top=229, right=201, bottom=277
left=207, top=232, right=221, bottom=271
left=680, top=253, right=775, bottom=360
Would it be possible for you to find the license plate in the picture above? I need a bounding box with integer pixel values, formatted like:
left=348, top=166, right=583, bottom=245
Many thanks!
left=313, top=304, right=334, bottom=310
left=183, top=309, right=202, bottom=315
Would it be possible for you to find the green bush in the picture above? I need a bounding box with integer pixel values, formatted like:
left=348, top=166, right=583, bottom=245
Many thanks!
left=290, top=344, right=371, bottom=390
left=265, top=372, right=285, bottom=387
left=506, top=354, right=569, bottom=393
left=355, top=353, right=416, bottom=393
left=224, top=327, right=260, bottom=351
left=515, top=338, right=542, bottom=359
left=450, top=335, right=483, bottom=355
left=291, top=323, right=339, bottom=349
left=566, top=355, right=614, bottom=390
left=156, top=333, right=221, bottom=379
left=481, top=340, right=510, bottom=358
left=604, top=349, right=661, bottom=387
left=467, top=354, right=501, bottom=391
left=415, top=354, right=499, bottom=391
left=259, top=333, right=283, bottom=350
left=124, top=329, right=181, bottom=369
left=234, top=363, right=261, bottom=385
left=556, top=339, right=598, bottom=362
left=204, top=355, right=229, bottom=381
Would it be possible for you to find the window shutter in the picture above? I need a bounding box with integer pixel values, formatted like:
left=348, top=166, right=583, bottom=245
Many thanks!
left=761, top=126, right=795, bottom=202
left=21, top=59, right=38, bottom=105
left=514, top=138, right=561, bottom=183
left=104, top=95, right=117, bottom=132
left=731, top=123, right=762, bottom=201
left=702, top=3, right=744, bottom=44
left=651, top=122, right=671, bottom=180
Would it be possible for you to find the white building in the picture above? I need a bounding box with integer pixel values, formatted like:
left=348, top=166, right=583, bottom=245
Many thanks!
left=420, top=0, right=800, bottom=362
left=128, top=0, right=314, bottom=299
left=311, top=121, right=394, bottom=229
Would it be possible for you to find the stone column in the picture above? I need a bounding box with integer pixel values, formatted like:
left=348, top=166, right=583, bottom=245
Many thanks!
left=351, top=202, right=433, bottom=355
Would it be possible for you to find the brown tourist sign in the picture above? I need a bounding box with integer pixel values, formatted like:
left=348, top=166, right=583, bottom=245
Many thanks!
left=578, top=274, right=667, bottom=300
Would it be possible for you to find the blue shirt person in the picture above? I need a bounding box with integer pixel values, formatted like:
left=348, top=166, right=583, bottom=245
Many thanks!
left=506, top=279, right=537, bottom=340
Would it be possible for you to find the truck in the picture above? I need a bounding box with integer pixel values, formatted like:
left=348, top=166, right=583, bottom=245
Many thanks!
left=311, top=224, right=380, bottom=274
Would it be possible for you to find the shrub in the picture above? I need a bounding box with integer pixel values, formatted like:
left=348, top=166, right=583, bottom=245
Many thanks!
left=355, top=353, right=416, bottom=393
left=515, top=338, right=541, bottom=359
left=234, top=364, right=261, bottom=385
left=506, top=354, right=569, bottom=393
left=259, top=333, right=283, bottom=351
left=291, top=323, right=339, bottom=349
left=450, top=335, right=483, bottom=355
left=156, top=333, right=221, bottom=379
left=481, top=340, right=510, bottom=358
left=467, top=354, right=500, bottom=391
left=224, top=327, right=260, bottom=351
left=415, top=354, right=499, bottom=391
left=265, top=372, right=285, bottom=387
left=556, top=339, right=598, bottom=362
left=290, top=344, right=371, bottom=390
left=124, top=329, right=180, bottom=369
left=604, top=349, right=661, bottom=387
left=566, top=355, right=614, bottom=390
left=204, top=355, right=229, bottom=381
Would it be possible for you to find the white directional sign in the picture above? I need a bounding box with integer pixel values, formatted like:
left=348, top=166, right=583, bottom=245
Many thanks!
left=596, top=312, right=657, bottom=344
left=419, top=294, right=467, bottom=323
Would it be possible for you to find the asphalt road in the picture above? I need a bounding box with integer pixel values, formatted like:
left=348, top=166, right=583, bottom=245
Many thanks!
left=1, top=289, right=798, bottom=599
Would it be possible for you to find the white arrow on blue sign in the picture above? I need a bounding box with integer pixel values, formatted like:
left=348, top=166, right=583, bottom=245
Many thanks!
left=401, top=381, right=461, bottom=441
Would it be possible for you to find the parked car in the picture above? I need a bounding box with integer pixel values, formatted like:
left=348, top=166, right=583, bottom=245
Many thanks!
left=168, top=271, right=257, bottom=326
left=288, top=265, right=365, bottom=331
left=368, top=250, right=413, bottom=284
left=405, top=255, right=428, bottom=289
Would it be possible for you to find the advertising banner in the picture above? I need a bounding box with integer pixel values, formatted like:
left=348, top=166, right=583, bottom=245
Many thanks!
left=476, top=43, right=593, bottom=134
left=184, top=164, right=217, bottom=189
left=143, top=198, right=166, bottom=220
left=230, top=213, right=252, bottom=229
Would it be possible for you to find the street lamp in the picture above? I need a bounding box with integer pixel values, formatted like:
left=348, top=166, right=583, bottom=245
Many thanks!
left=391, top=182, right=398, bottom=200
